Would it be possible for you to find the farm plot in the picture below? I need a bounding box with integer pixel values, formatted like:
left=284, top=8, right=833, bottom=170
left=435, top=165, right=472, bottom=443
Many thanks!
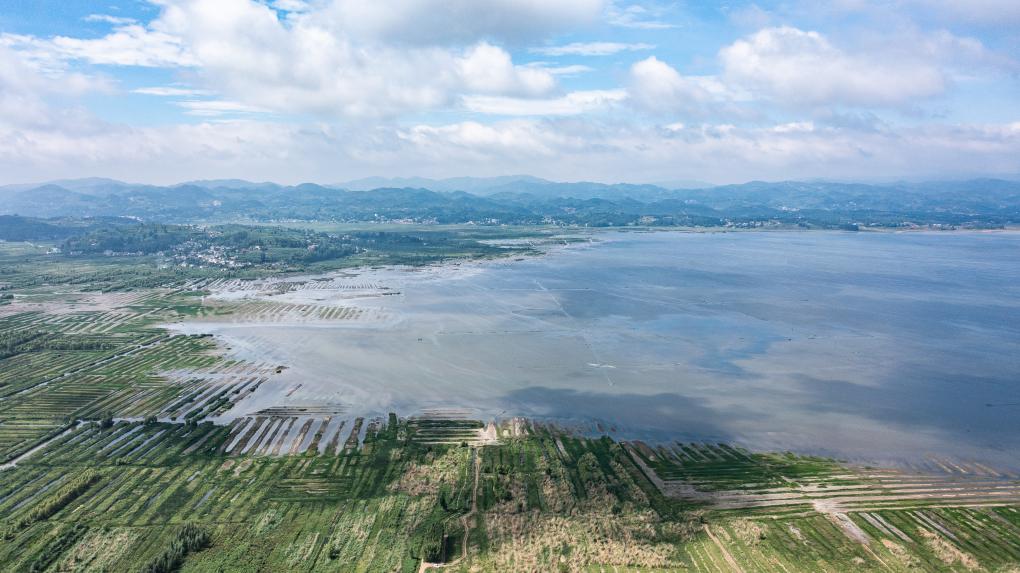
left=627, top=441, right=1020, bottom=514
left=0, top=415, right=483, bottom=572
left=628, top=441, right=1020, bottom=572
left=2, top=412, right=1019, bottom=572
left=192, top=300, right=370, bottom=323
left=0, top=284, right=259, bottom=464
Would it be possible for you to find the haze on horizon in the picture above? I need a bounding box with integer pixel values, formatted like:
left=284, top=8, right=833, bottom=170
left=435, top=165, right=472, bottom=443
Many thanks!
left=1, top=0, right=1019, bottom=185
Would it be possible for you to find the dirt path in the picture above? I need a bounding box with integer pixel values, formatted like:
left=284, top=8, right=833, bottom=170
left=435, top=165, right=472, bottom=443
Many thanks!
left=462, top=447, right=481, bottom=560
left=420, top=447, right=481, bottom=573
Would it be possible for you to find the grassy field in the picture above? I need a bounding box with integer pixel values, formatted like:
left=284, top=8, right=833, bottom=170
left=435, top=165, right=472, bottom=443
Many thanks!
left=1, top=240, right=1019, bottom=572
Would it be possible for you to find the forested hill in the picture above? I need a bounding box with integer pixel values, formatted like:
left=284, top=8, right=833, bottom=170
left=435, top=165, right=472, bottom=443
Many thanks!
left=1, top=178, right=1018, bottom=229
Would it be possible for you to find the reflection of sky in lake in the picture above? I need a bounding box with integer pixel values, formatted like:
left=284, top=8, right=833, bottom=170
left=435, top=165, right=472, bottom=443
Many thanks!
left=184, top=231, right=1020, bottom=469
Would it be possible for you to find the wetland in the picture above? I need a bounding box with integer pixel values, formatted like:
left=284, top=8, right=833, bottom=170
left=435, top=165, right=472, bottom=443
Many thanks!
left=174, top=230, right=1020, bottom=470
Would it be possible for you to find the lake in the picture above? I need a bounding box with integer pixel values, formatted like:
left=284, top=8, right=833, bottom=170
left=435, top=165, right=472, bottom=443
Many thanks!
left=175, top=230, right=1020, bottom=469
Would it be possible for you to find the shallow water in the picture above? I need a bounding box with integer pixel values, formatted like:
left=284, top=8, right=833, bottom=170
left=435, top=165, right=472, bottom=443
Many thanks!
left=177, top=231, right=1020, bottom=468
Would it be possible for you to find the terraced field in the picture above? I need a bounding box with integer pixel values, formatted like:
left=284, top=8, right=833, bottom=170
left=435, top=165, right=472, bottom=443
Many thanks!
left=629, top=442, right=1020, bottom=572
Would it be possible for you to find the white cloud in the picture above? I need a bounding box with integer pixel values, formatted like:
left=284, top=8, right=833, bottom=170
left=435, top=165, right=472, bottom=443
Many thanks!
left=339, top=115, right=977, bottom=182
left=84, top=14, right=138, bottom=26
left=771, top=121, right=815, bottom=133
left=0, top=45, right=112, bottom=129
left=628, top=56, right=739, bottom=116
left=270, top=0, right=311, bottom=12
left=912, top=29, right=1015, bottom=76
left=526, top=63, right=595, bottom=76
left=15, top=0, right=1003, bottom=126
left=0, top=120, right=309, bottom=182
left=719, top=26, right=946, bottom=107
left=458, top=43, right=555, bottom=97
left=417, top=118, right=1020, bottom=183
left=3, top=0, right=588, bottom=119
left=108, top=1, right=559, bottom=117
left=1, top=0, right=1018, bottom=186
left=0, top=47, right=62, bottom=128
left=3, top=24, right=195, bottom=68
left=606, top=2, right=676, bottom=29
left=397, top=120, right=591, bottom=161
left=174, top=100, right=270, bottom=117
left=315, top=0, right=606, bottom=46
left=133, top=86, right=213, bottom=97
left=462, top=90, right=627, bottom=116
left=4, top=108, right=1019, bottom=185
left=908, top=0, right=1020, bottom=25
left=531, top=42, right=654, bottom=56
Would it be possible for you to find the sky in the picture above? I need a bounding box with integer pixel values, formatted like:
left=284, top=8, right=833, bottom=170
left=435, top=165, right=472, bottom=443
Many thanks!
left=0, top=0, right=1018, bottom=185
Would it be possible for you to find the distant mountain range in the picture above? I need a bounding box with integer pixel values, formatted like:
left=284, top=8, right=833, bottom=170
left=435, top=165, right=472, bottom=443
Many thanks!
left=335, top=175, right=547, bottom=193
left=334, top=175, right=714, bottom=197
left=1, top=177, right=1018, bottom=230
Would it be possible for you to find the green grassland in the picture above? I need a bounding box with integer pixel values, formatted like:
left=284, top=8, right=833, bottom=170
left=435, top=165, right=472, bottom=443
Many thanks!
left=1, top=238, right=1019, bottom=572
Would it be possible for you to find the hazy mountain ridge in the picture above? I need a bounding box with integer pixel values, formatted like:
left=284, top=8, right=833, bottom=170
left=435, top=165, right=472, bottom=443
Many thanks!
left=2, top=177, right=1018, bottom=229
left=334, top=175, right=548, bottom=193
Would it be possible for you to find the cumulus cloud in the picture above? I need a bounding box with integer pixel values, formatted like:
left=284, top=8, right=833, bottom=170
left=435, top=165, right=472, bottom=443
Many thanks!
left=0, top=45, right=112, bottom=129
left=719, top=26, right=946, bottom=107
left=628, top=56, right=740, bottom=116
left=458, top=43, right=555, bottom=97
left=0, top=48, right=61, bottom=128
left=1, top=0, right=1017, bottom=185
left=316, top=0, right=606, bottom=46
left=7, top=0, right=573, bottom=119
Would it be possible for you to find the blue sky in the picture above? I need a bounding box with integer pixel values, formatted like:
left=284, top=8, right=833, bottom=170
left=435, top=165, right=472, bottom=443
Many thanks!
left=0, top=0, right=1017, bottom=184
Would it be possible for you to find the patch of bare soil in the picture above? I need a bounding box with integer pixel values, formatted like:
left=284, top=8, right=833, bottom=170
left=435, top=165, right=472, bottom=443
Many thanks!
left=882, top=539, right=920, bottom=569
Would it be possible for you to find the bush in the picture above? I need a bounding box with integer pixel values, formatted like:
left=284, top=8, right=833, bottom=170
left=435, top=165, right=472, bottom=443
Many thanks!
left=3, top=469, right=100, bottom=539
left=28, top=524, right=88, bottom=572
left=140, top=523, right=211, bottom=573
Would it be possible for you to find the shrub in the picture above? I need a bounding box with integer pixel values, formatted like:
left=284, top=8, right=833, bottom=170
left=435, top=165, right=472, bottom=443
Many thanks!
left=140, top=523, right=211, bottom=573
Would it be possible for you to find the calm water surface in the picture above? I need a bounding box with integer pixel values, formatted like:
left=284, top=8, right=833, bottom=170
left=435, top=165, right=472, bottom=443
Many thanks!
left=183, top=231, right=1020, bottom=468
